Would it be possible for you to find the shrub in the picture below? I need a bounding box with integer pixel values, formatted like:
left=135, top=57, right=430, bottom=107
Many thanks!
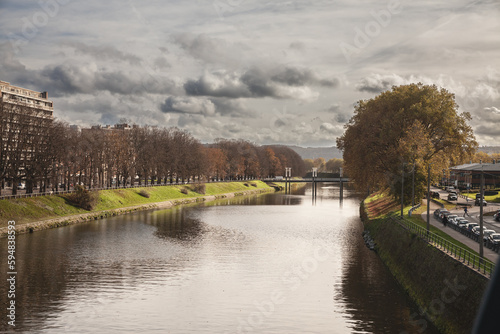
left=138, top=189, right=150, bottom=198
left=192, top=183, right=206, bottom=194
left=243, top=183, right=250, bottom=187
left=180, top=187, right=189, bottom=195
left=250, top=182, right=257, bottom=187
left=66, top=185, right=98, bottom=211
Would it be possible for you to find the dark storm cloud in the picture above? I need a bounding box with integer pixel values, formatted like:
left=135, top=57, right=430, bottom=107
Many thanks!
left=63, top=41, right=143, bottom=65
left=184, top=71, right=251, bottom=98
left=184, top=66, right=338, bottom=99
left=160, top=96, right=250, bottom=117
left=0, top=47, right=177, bottom=97
left=270, top=67, right=338, bottom=87
left=160, top=96, right=216, bottom=116
left=38, top=64, right=176, bottom=97
left=240, top=67, right=279, bottom=98
left=209, top=97, right=252, bottom=117
left=173, top=33, right=247, bottom=66
left=475, top=124, right=500, bottom=137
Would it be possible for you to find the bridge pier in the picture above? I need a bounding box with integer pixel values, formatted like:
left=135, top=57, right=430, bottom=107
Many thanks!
left=340, top=180, right=343, bottom=201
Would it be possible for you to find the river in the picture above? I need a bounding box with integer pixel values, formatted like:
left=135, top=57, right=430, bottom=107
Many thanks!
left=0, top=184, right=440, bottom=333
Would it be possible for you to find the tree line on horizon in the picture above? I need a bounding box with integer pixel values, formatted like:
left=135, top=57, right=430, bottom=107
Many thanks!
left=303, top=157, right=344, bottom=175
left=1, top=117, right=306, bottom=195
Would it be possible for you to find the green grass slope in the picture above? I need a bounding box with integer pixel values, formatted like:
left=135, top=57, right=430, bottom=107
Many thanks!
left=0, top=181, right=272, bottom=228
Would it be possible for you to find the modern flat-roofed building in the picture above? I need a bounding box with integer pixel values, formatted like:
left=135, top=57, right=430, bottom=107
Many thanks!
left=0, top=80, right=54, bottom=193
left=0, top=80, right=53, bottom=118
left=450, top=162, right=500, bottom=190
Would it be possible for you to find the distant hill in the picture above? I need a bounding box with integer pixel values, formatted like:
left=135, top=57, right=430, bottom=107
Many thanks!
left=478, top=147, right=500, bottom=154
left=287, top=146, right=500, bottom=161
left=287, top=146, right=342, bottom=160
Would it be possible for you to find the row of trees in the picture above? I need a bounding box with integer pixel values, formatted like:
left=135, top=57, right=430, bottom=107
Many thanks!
left=1, top=114, right=306, bottom=195
left=303, top=157, right=343, bottom=174
left=337, top=83, right=477, bottom=203
left=0, top=101, right=54, bottom=196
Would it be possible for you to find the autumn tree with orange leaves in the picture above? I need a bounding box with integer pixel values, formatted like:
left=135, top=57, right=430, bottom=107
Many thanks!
left=337, top=83, right=477, bottom=203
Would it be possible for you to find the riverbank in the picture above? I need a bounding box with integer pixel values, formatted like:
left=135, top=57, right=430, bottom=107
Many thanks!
left=0, top=181, right=275, bottom=237
left=361, top=192, right=490, bottom=334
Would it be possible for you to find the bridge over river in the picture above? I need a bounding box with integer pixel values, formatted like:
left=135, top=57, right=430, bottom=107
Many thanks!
left=263, top=177, right=350, bottom=198
left=263, top=177, right=350, bottom=183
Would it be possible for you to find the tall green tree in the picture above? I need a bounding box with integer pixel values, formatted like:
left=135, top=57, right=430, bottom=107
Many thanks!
left=336, top=83, right=477, bottom=202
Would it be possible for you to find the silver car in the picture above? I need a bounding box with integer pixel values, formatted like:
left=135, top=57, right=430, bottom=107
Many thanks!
left=454, top=217, right=468, bottom=226
left=488, top=233, right=500, bottom=245
left=447, top=214, right=458, bottom=224
left=465, top=223, right=479, bottom=232
left=483, top=229, right=496, bottom=241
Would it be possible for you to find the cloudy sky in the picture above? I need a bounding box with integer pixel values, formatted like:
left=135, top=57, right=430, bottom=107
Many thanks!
left=1, top=0, right=499, bottom=146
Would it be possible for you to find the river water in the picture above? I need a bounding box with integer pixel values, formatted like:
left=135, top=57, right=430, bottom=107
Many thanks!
left=0, top=184, right=440, bottom=333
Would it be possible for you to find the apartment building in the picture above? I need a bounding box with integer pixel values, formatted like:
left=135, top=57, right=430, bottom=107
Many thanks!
left=0, top=80, right=53, bottom=118
left=0, top=80, right=54, bottom=191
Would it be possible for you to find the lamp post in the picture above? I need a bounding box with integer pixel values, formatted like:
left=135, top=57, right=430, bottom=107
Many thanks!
left=479, top=166, right=484, bottom=259
left=339, top=167, right=343, bottom=202
left=285, top=167, right=291, bottom=194
left=411, top=162, right=415, bottom=207
left=312, top=167, right=318, bottom=198
left=401, top=162, right=405, bottom=218
left=427, top=163, right=432, bottom=235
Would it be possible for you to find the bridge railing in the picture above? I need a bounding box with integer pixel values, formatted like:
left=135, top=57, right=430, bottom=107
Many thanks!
left=388, top=214, right=496, bottom=277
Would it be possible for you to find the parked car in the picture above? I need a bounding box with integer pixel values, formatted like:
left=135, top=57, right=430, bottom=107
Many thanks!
left=494, top=211, right=500, bottom=222
left=440, top=212, right=453, bottom=221
left=475, top=198, right=488, bottom=206
left=465, top=223, right=479, bottom=232
left=487, top=233, right=500, bottom=245
left=483, top=230, right=497, bottom=241
left=433, top=208, right=448, bottom=218
left=446, top=214, right=458, bottom=224
left=457, top=219, right=470, bottom=228
left=472, top=226, right=483, bottom=236
left=446, top=186, right=455, bottom=192
left=448, top=193, right=458, bottom=201
left=453, top=217, right=468, bottom=226
left=431, top=191, right=440, bottom=199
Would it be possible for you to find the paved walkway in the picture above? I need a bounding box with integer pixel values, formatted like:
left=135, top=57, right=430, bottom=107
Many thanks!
left=421, top=189, right=499, bottom=264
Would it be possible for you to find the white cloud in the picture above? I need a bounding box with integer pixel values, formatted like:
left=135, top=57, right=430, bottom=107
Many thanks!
left=0, top=0, right=498, bottom=145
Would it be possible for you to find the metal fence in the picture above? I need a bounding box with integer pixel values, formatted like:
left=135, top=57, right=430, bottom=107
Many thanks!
left=0, top=179, right=248, bottom=200
left=388, top=215, right=496, bottom=277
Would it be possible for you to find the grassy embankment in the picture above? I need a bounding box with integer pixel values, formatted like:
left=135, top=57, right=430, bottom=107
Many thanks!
left=362, top=191, right=489, bottom=334
left=0, top=181, right=272, bottom=229
left=365, top=191, right=476, bottom=253
left=464, top=191, right=500, bottom=205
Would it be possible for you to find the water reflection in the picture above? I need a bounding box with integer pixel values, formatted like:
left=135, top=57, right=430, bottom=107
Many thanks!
left=0, top=184, right=439, bottom=333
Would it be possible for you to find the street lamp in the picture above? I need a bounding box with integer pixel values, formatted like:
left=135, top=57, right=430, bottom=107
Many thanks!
left=427, top=163, right=432, bottom=235
left=401, top=162, right=405, bottom=218
left=285, top=167, right=292, bottom=193
left=312, top=167, right=318, bottom=198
